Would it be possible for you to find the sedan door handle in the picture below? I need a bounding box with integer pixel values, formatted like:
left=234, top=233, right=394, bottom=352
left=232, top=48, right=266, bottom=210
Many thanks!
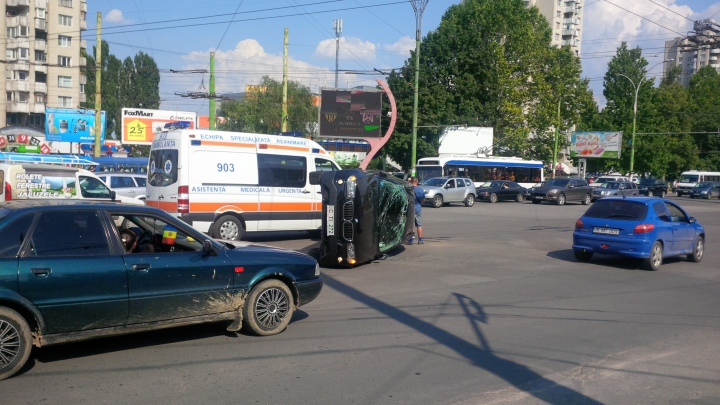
left=132, top=263, right=151, bottom=272
left=30, top=267, right=51, bottom=277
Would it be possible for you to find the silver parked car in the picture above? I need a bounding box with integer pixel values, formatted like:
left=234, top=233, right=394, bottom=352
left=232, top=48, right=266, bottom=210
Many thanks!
left=97, top=173, right=147, bottom=201
left=421, top=177, right=476, bottom=208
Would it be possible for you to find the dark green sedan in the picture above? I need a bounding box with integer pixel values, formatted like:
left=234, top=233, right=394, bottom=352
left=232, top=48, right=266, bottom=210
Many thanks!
left=0, top=201, right=322, bottom=380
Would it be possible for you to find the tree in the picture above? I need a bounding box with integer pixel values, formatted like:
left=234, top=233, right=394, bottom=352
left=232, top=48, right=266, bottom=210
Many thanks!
left=219, top=76, right=317, bottom=136
left=381, top=0, right=591, bottom=169
left=688, top=66, right=720, bottom=170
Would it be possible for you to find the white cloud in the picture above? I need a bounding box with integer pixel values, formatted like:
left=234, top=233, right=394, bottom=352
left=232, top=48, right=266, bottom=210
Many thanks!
left=105, top=9, right=131, bottom=24
left=315, top=37, right=377, bottom=61
left=170, top=39, right=376, bottom=99
left=382, top=36, right=415, bottom=59
left=580, top=0, right=703, bottom=107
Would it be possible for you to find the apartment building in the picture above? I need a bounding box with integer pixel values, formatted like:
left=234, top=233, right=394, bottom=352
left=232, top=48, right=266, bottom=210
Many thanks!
left=1, top=0, right=87, bottom=129
left=664, top=20, right=720, bottom=87
left=525, top=0, right=584, bottom=56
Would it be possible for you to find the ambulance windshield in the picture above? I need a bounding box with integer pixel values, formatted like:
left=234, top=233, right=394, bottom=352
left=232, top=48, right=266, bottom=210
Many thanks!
left=149, top=149, right=178, bottom=187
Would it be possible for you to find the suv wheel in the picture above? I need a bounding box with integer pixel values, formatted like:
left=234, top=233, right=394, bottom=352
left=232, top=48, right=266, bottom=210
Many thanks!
left=557, top=194, right=566, bottom=206
left=464, top=194, right=475, bottom=207
left=432, top=195, right=443, bottom=208
left=582, top=194, right=591, bottom=205
left=0, top=307, right=32, bottom=381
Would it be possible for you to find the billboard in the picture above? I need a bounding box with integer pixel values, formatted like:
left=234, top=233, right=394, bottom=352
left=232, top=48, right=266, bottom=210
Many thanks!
left=571, top=132, right=622, bottom=159
left=0, top=134, right=52, bottom=154
left=45, top=108, right=106, bottom=143
left=319, top=89, right=382, bottom=138
left=121, top=108, right=196, bottom=145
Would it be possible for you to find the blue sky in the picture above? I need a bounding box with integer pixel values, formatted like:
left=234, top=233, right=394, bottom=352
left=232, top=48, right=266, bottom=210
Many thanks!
left=87, top=0, right=720, bottom=114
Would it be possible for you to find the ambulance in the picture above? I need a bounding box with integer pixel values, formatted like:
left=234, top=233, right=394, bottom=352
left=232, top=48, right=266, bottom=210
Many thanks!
left=146, top=122, right=341, bottom=240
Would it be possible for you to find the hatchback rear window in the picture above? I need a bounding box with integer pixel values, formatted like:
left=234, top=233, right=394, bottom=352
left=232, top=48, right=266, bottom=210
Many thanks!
left=583, top=200, right=648, bottom=221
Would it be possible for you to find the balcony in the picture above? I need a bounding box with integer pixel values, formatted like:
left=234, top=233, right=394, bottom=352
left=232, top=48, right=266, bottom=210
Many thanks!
left=80, top=75, right=87, bottom=85
left=7, top=102, right=30, bottom=113
left=32, top=103, right=45, bottom=114
left=6, top=80, right=30, bottom=92
left=34, top=18, right=46, bottom=30
left=80, top=1, right=87, bottom=12
left=79, top=93, right=86, bottom=103
left=80, top=20, right=86, bottom=30
left=562, top=29, right=578, bottom=37
left=711, top=48, right=720, bottom=54
left=34, top=64, right=47, bottom=74
left=6, top=0, right=31, bottom=5
left=35, top=0, right=46, bottom=6
left=561, top=38, right=579, bottom=47
left=34, top=39, right=46, bottom=51
left=563, top=18, right=579, bottom=25
left=34, top=82, right=46, bottom=93
left=6, top=15, right=29, bottom=27
left=711, top=56, right=718, bottom=61
left=6, top=37, right=30, bottom=48
left=80, top=39, right=87, bottom=49
left=79, top=58, right=87, bottom=67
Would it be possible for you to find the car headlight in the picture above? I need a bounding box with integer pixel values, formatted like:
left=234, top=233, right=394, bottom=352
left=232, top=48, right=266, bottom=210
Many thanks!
left=602, top=190, right=612, bottom=195
left=346, top=175, right=357, bottom=199
left=315, top=263, right=320, bottom=277
left=701, top=191, right=708, bottom=194
left=547, top=189, right=558, bottom=194
left=347, top=243, right=356, bottom=265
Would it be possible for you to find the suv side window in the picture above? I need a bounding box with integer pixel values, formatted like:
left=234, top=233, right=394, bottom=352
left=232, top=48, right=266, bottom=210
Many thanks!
left=0, top=214, right=34, bottom=257
left=446, top=179, right=455, bottom=188
left=134, top=177, right=146, bottom=187
left=577, top=180, right=588, bottom=186
left=464, top=179, right=472, bottom=187
left=29, top=211, right=110, bottom=256
left=111, top=176, right=135, bottom=188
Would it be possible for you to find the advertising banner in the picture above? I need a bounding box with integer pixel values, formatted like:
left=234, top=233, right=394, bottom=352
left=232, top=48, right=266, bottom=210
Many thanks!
left=121, top=108, right=197, bottom=145
left=12, top=168, right=78, bottom=199
left=45, top=108, right=106, bottom=143
left=571, top=131, right=622, bottom=159
left=0, top=134, right=52, bottom=154
left=319, top=89, right=382, bottom=138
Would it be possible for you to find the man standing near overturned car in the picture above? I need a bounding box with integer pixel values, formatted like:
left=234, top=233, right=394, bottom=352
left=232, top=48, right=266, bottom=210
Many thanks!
left=407, top=177, right=425, bottom=245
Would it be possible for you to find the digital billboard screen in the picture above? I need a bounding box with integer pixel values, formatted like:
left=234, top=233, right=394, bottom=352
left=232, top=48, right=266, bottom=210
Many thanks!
left=319, top=89, right=382, bottom=138
left=571, top=132, right=622, bottom=159
left=45, top=108, right=106, bottom=143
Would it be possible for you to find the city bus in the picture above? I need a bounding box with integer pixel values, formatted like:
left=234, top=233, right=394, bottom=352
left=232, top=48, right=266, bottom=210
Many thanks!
left=88, top=157, right=149, bottom=173
left=416, top=156, right=545, bottom=188
left=676, top=170, right=720, bottom=196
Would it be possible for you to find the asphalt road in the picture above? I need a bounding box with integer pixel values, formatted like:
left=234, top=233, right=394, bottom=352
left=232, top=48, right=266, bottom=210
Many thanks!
left=4, top=195, right=720, bottom=405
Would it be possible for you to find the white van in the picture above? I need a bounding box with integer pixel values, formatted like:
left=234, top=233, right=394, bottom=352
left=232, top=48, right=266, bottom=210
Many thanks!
left=676, top=170, right=720, bottom=196
left=146, top=124, right=340, bottom=240
left=0, top=153, right=143, bottom=205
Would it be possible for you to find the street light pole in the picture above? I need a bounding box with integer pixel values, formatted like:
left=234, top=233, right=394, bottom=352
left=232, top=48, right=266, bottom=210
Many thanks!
left=616, top=59, right=672, bottom=178
left=409, top=0, right=429, bottom=176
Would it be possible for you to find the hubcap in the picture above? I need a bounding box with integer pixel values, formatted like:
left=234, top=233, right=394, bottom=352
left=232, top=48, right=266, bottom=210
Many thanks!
left=219, top=221, right=238, bottom=240
left=652, top=245, right=662, bottom=267
left=696, top=239, right=704, bottom=260
left=559, top=195, right=565, bottom=204
left=255, top=288, right=289, bottom=329
left=0, top=320, right=20, bottom=369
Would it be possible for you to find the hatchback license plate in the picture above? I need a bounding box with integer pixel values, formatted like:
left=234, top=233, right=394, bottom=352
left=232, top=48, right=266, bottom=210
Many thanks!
left=327, top=206, right=335, bottom=236
left=593, top=227, right=619, bottom=235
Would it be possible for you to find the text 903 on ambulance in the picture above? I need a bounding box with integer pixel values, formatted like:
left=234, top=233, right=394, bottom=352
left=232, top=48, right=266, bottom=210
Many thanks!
left=147, top=122, right=341, bottom=240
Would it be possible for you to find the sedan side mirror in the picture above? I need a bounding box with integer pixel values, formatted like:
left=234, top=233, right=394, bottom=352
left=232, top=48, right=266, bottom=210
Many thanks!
left=202, top=239, right=216, bottom=256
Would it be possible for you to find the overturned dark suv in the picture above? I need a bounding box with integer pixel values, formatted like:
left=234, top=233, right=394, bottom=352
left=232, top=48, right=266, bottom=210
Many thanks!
left=310, top=169, right=415, bottom=268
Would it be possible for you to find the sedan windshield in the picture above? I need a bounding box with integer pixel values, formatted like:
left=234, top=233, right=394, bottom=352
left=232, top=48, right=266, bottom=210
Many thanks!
left=696, top=182, right=714, bottom=188
left=424, top=178, right=447, bottom=187
left=480, top=181, right=504, bottom=188
left=543, top=179, right=571, bottom=187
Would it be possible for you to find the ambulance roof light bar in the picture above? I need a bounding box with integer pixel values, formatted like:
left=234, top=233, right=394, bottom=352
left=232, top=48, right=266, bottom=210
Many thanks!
left=164, top=121, right=193, bottom=130
left=0, top=152, right=98, bottom=166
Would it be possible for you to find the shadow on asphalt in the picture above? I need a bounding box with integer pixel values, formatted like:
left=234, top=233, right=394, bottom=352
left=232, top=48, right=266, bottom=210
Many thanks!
left=323, top=275, right=603, bottom=404
left=547, top=249, right=687, bottom=270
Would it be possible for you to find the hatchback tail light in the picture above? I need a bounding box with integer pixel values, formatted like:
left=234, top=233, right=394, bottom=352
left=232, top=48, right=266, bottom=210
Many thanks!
left=575, top=218, right=583, bottom=229
left=5, top=182, right=11, bottom=201
left=178, top=185, right=189, bottom=213
left=634, top=224, right=655, bottom=233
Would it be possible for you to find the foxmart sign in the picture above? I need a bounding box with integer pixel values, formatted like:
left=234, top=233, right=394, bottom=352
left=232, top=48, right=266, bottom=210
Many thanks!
left=121, top=108, right=197, bottom=145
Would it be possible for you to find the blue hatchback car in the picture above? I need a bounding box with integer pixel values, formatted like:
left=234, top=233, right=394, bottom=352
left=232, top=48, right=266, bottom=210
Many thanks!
left=572, top=197, right=705, bottom=271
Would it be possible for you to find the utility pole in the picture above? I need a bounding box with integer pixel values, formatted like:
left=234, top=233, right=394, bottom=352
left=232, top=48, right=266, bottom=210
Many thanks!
left=209, top=52, right=216, bottom=130
left=282, top=28, right=289, bottom=132
left=552, top=98, right=561, bottom=179
left=94, top=12, right=102, bottom=158
left=409, top=0, right=429, bottom=176
left=333, top=19, right=342, bottom=88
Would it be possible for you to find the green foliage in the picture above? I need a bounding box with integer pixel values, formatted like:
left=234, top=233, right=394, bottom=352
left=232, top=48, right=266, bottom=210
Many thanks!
left=382, top=0, right=593, bottom=169
left=82, top=42, right=160, bottom=147
left=688, top=66, right=720, bottom=170
left=218, top=76, right=317, bottom=136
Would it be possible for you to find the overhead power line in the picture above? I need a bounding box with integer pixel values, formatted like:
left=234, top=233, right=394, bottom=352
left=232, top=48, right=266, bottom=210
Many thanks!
left=602, top=0, right=686, bottom=36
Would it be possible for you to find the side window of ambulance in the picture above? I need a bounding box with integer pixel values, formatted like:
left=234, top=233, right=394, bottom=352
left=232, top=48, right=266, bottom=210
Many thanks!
left=315, top=158, right=338, bottom=172
left=258, top=155, right=307, bottom=188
